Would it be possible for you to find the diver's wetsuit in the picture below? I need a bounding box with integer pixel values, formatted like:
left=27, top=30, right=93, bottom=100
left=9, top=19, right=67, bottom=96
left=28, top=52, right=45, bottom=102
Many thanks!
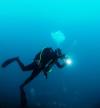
left=2, top=48, right=65, bottom=88
left=2, top=47, right=65, bottom=107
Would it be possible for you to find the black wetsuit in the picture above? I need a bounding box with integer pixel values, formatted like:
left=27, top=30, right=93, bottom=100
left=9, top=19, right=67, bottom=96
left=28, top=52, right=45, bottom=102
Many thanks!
left=2, top=47, right=65, bottom=107
left=2, top=47, right=64, bottom=88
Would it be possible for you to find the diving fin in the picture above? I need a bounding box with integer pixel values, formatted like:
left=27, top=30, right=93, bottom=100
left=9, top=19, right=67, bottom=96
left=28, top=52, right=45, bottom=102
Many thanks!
left=2, top=57, right=17, bottom=68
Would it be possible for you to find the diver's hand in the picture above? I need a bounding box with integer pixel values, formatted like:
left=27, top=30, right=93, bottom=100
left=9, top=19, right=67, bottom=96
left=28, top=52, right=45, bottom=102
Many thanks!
left=58, top=54, right=66, bottom=59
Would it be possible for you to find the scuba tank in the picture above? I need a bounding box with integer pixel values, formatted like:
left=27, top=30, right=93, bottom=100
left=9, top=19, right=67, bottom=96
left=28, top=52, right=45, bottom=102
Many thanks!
left=34, top=48, right=54, bottom=70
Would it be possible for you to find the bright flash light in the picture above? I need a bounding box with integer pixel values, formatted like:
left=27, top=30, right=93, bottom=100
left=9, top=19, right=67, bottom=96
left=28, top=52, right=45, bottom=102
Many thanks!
left=65, top=58, right=72, bottom=65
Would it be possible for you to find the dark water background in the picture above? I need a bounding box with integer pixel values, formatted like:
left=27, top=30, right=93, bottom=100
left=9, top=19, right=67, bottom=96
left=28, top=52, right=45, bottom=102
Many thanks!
left=0, top=0, right=100, bottom=108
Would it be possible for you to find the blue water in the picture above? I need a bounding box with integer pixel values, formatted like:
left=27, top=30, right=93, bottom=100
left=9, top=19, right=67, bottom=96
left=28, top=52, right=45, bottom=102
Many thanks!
left=0, top=0, right=100, bottom=108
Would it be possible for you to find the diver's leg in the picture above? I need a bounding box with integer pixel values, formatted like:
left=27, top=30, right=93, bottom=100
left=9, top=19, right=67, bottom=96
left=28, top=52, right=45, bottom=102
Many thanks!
left=20, top=87, right=27, bottom=108
left=16, top=58, right=34, bottom=71
left=2, top=57, right=34, bottom=71
left=20, top=70, right=40, bottom=89
left=20, top=70, right=40, bottom=107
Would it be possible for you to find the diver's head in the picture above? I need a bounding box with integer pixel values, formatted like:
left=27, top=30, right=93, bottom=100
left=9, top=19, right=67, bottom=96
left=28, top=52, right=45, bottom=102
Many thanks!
left=55, top=48, right=65, bottom=59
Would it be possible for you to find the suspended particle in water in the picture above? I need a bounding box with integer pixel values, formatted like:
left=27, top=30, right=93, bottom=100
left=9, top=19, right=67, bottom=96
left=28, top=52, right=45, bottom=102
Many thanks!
left=53, top=101, right=57, bottom=106
left=63, top=87, right=68, bottom=93
left=30, top=88, right=36, bottom=97
left=36, top=103, right=41, bottom=107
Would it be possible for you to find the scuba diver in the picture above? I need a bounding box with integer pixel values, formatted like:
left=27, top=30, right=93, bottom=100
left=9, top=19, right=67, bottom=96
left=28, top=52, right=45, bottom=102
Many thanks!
left=2, top=47, right=66, bottom=108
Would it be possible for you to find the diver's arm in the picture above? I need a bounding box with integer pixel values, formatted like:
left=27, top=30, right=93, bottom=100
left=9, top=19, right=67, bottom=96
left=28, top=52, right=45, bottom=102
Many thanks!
left=55, top=61, right=65, bottom=68
left=57, top=54, right=65, bottom=59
